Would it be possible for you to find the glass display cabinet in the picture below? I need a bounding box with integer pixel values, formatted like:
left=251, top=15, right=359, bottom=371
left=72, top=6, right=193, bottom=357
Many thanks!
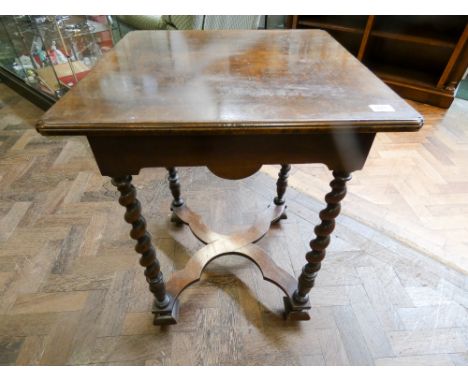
left=0, top=15, right=116, bottom=108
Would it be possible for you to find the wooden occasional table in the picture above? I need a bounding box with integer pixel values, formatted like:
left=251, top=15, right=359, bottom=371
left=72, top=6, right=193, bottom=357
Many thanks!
left=36, top=30, right=423, bottom=325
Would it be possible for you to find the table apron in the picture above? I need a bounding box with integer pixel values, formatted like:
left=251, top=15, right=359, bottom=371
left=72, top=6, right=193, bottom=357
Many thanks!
left=87, top=132, right=376, bottom=177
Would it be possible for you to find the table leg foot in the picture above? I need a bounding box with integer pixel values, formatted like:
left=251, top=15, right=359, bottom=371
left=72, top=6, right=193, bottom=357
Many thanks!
left=170, top=210, right=184, bottom=225
left=273, top=207, right=288, bottom=223
left=283, top=296, right=311, bottom=321
left=153, top=298, right=180, bottom=326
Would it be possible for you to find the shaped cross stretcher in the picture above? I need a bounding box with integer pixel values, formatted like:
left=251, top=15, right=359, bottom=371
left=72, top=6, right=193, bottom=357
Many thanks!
left=152, top=202, right=311, bottom=324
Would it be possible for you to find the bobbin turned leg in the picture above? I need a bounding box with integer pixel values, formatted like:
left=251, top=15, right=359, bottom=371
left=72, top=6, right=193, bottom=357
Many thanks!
left=273, top=164, right=291, bottom=221
left=287, top=171, right=352, bottom=317
left=166, top=167, right=184, bottom=224
left=111, top=176, right=172, bottom=322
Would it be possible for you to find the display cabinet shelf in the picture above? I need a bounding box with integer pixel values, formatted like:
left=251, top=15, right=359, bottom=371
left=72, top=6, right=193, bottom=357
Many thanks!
left=0, top=15, right=117, bottom=109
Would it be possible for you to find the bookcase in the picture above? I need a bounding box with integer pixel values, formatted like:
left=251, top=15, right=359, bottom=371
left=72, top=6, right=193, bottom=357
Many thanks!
left=288, top=16, right=468, bottom=108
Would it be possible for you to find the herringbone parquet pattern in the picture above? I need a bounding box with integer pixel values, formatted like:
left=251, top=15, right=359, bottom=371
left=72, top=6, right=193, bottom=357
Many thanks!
left=0, top=84, right=467, bottom=365
left=263, top=99, right=468, bottom=273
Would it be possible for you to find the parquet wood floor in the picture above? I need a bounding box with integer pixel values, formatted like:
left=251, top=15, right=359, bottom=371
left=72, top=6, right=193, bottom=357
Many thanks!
left=0, top=84, right=467, bottom=365
left=263, top=99, right=468, bottom=273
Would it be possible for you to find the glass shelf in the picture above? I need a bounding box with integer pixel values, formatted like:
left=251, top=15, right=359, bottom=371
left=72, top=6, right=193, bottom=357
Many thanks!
left=0, top=15, right=117, bottom=101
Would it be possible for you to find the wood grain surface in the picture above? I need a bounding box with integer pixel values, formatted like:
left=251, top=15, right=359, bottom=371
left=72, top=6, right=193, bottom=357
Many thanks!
left=37, top=30, right=422, bottom=135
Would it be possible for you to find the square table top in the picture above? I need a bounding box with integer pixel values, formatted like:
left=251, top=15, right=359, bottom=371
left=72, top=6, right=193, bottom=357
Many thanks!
left=36, top=30, right=423, bottom=136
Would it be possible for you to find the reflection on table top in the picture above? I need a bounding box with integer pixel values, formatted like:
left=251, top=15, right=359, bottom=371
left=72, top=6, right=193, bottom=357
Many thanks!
left=37, top=30, right=423, bottom=136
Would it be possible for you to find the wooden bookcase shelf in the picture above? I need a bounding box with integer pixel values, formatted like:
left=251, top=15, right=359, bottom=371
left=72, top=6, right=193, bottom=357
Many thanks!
left=297, top=20, right=363, bottom=34
left=370, top=31, right=455, bottom=49
left=366, top=62, right=440, bottom=89
left=288, top=15, right=468, bottom=108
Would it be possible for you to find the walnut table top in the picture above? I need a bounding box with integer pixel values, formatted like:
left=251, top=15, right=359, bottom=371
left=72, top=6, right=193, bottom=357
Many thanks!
left=37, top=30, right=422, bottom=136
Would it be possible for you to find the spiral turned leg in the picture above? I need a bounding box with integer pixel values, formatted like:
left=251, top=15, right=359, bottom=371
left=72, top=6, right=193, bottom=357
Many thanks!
left=111, top=176, right=170, bottom=310
left=292, top=170, right=352, bottom=305
left=167, top=167, right=184, bottom=208
left=274, top=164, right=291, bottom=221
left=166, top=167, right=184, bottom=225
